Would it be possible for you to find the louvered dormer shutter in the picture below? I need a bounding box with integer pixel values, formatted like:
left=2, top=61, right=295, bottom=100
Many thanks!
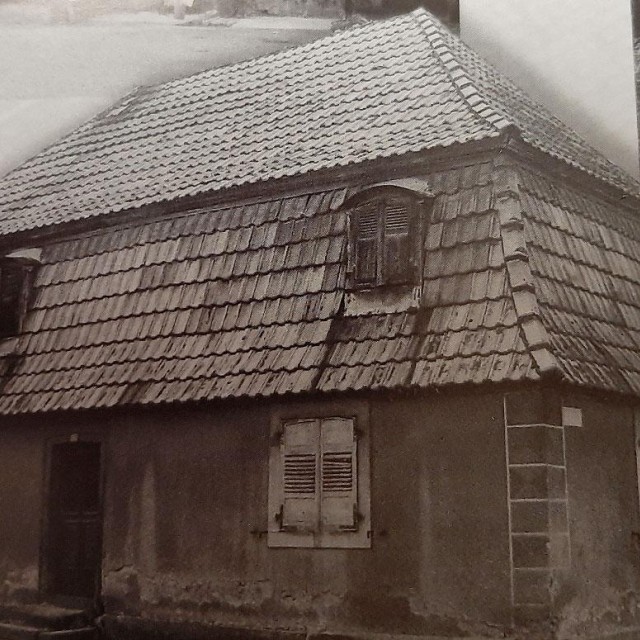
left=383, top=198, right=412, bottom=285
left=353, top=202, right=379, bottom=285
left=349, top=192, right=424, bottom=289
left=320, top=417, right=357, bottom=531
left=281, top=419, right=320, bottom=531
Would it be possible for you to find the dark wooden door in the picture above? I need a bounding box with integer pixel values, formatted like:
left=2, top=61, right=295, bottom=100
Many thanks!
left=46, top=442, right=103, bottom=599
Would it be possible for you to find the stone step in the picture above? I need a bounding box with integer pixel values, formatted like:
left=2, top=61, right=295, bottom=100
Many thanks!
left=0, top=622, right=97, bottom=640
left=0, top=622, right=40, bottom=640
left=39, top=628, right=97, bottom=640
left=0, top=605, right=90, bottom=632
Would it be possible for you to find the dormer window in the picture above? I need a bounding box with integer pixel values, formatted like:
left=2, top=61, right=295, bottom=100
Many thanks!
left=0, top=264, right=25, bottom=337
left=352, top=196, right=415, bottom=286
left=347, top=184, right=431, bottom=291
left=0, top=249, right=41, bottom=339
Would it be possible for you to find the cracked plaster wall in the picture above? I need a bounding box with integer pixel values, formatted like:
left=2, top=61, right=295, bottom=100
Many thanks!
left=0, top=424, right=43, bottom=602
left=4, top=390, right=640, bottom=638
left=554, top=393, right=640, bottom=639
left=99, top=393, right=511, bottom=637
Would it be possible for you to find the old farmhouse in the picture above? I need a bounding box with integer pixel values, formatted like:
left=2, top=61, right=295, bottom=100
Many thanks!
left=1, top=8, right=640, bottom=640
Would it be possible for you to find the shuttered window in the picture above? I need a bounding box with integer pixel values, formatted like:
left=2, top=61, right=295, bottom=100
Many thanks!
left=269, top=408, right=370, bottom=548
left=383, top=200, right=412, bottom=285
left=350, top=195, right=419, bottom=287
left=353, top=202, right=379, bottom=285
left=280, top=417, right=357, bottom=533
left=0, top=264, right=27, bottom=338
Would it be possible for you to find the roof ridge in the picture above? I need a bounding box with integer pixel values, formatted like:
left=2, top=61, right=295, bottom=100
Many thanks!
left=412, top=8, right=640, bottom=199
left=492, top=150, right=560, bottom=378
left=411, top=9, right=512, bottom=133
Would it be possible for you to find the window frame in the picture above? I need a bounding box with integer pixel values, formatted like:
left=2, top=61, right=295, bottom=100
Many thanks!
left=347, top=189, right=425, bottom=290
left=268, top=400, right=371, bottom=549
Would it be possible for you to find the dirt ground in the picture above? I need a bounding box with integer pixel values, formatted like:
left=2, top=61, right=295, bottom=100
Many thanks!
left=0, top=5, right=333, bottom=176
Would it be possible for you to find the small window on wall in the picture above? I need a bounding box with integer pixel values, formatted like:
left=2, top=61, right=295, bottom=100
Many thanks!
left=0, top=249, right=41, bottom=340
left=349, top=195, right=422, bottom=288
left=268, top=405, right=371, bottom=548
left=0, top=262, right=29, bottom=339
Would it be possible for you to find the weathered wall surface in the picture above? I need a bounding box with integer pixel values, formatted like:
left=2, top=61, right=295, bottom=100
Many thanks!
left=0, top=415, right=109, bottom=602
left=102, top=391, right=510, bottom=636
left=0, top=390, right=510, bottom=637
left=502, top=388, right=640, bottom=638
left=369, top=394, right=510, bottom=629
left=0, top=422, right=43, bottom=601
left=556, top=392, right=640, bottom=639
left=3, top=388, right=640, bottom=639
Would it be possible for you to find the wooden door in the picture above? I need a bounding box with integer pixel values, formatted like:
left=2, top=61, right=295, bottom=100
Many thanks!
left=45, top=442, right=103, bottom=599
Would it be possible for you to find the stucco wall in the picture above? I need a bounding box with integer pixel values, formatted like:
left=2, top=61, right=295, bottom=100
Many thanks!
left=370, top=395, right=510, bottom=627
left=101, top=392, right=510, bottom=635
left=556, top=393, right=640, bottom=638
left=0, top=423, right=43, bottom=601
left=0, top=390, right=510, bottom=637
left=3, top=389, right=640, bottom=638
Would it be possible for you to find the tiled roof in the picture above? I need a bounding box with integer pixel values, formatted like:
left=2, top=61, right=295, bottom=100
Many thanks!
left=521, top=166, right=640, bottom=396
left=0, top=162, right=540, bottom=414
left=0, top=9, right=638, bottom=237
left=2, top=153, right=640, bottom=412
left=1, top=10, right=640, bottom=412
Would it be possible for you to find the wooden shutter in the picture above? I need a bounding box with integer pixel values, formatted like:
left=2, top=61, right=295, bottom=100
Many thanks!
left=320, top=417, right=357, bottom=531
left=383, top=199, right=412, bottom=285
left=0, top=265, right=23, bottom=337
left=353, top=202, right=379, bottom=285
left=281, top=419, right=320, bottom=532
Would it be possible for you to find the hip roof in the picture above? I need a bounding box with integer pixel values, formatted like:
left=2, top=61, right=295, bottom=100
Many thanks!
left=1, top=10, right=640, bottom=412
left=0, top=9, right=637, bottom=237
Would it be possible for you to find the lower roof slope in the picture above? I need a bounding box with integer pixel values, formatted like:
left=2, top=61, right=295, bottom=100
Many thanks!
left=521, top=165, right=640, bottom=396
left=2, top=150, right=640, bottom=414
left=0, top=161, right=536, bottom=414
left=0, top=8, right=637, bottom=238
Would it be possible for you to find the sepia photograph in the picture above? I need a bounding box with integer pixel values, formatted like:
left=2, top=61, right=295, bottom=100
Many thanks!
left=0, top=1, right=639, bottom=639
